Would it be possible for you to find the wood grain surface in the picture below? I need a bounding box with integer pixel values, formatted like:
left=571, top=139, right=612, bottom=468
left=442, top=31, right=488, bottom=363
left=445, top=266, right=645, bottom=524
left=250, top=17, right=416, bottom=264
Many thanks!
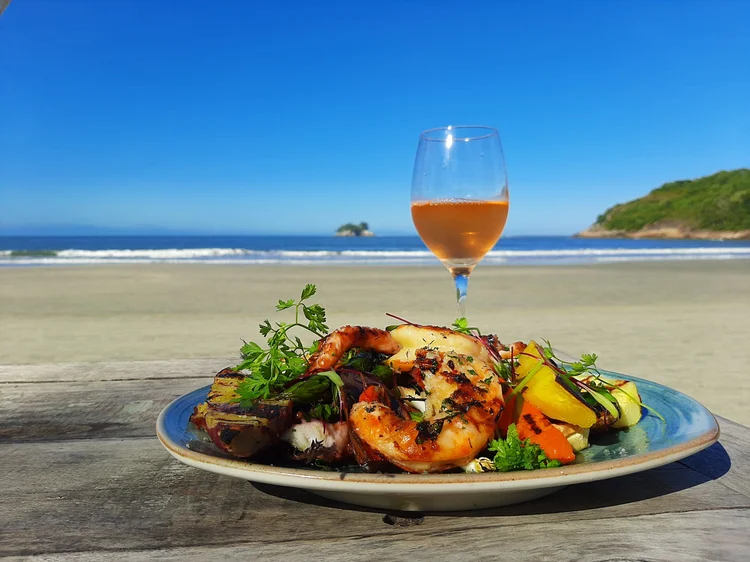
left=2, top=359, right=749, bottom=561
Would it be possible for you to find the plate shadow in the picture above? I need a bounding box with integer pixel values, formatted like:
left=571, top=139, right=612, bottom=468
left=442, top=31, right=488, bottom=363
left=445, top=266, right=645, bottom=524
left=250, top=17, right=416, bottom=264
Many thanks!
left=251, top=442, right=731, bottom=521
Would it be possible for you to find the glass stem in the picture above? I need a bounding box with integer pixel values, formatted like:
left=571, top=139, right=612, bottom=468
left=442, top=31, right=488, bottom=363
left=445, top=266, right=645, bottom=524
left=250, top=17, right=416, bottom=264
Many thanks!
left=452, top=270, right=470, bottom=319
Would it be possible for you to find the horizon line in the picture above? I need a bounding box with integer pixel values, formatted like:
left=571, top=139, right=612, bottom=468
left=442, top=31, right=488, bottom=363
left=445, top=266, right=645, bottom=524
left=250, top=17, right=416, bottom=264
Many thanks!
left=0, top=230, right=577, bottom=238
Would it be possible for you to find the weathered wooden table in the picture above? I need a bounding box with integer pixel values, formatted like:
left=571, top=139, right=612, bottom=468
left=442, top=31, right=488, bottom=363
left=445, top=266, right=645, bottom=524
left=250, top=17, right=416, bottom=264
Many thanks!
left=2, top=359, right=749, bottom=561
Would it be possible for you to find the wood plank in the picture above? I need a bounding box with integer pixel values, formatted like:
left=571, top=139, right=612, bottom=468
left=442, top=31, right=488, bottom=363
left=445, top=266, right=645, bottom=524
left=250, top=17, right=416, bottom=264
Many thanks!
left=0, top=358, right=230, bottom=383
left=2, top=374, right=749, bottom=480
left=20, top=509, right=750, bottom=562
left=2, top=361, right=750, bottom=559
left=3, top=377, right=750, bottom=506
left=679, top=417, right=750, bottom=500
left=3, top=371, right=749, bottom=505
left=0, top=378, right=210, bottom=443
left=2, top=437, right=749, bottom=558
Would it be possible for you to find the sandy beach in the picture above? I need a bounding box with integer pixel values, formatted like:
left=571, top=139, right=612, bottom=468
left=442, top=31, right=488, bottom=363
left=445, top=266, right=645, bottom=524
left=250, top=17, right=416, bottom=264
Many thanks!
left=1, top=261, right=749, bottom=424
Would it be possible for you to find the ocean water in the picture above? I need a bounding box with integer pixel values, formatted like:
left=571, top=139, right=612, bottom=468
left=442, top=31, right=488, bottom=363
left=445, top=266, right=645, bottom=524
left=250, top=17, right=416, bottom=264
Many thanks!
left=2, top=235, right=750, bottom=266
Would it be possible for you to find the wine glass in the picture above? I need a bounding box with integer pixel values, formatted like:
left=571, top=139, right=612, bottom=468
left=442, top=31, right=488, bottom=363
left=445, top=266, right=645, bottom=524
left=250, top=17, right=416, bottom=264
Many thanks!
left=411, top=125, right=509, bottom=318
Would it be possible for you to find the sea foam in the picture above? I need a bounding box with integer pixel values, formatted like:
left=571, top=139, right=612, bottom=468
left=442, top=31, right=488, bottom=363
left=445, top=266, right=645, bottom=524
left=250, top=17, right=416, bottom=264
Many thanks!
left=2, top=246, right=750, bottom=266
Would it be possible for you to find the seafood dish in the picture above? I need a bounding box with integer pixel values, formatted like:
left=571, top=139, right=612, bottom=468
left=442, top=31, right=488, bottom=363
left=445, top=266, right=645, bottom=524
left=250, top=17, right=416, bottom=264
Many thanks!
left=189, top=285, right=654, bottom=474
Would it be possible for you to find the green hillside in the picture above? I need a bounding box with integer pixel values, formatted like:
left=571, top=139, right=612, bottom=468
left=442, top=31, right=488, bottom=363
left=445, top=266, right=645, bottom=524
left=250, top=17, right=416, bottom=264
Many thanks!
left=594, top=169, right=750, bottom=232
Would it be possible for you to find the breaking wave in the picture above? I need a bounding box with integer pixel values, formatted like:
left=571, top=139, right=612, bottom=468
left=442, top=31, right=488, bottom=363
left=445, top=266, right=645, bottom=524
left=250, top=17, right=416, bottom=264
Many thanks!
left=3, top=246, right=750, bottom=266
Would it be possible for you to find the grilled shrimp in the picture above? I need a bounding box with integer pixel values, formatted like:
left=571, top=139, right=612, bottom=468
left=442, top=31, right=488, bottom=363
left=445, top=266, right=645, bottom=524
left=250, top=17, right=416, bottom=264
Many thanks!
left=480, top=334, right=526, bottom=360
left=349, top=325, right=505, bottom=473
left=305, top=325, right=401, bottom=374
left=498, top=340, right=526, bottom=360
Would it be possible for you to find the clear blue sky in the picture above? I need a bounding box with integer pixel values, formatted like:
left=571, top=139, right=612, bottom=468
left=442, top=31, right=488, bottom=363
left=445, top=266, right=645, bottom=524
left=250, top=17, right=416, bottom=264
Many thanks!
left=1, top=0, right=748, bottom=236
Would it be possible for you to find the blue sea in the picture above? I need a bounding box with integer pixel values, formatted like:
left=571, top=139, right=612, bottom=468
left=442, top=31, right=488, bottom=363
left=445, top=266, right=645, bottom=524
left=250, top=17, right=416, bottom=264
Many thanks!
left=2, top=235, right=750, bottom=266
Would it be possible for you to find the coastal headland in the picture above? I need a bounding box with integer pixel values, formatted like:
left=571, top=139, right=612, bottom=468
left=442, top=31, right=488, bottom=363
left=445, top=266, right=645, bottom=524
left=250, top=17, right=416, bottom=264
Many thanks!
left=577, top=169, right=750, bottom=240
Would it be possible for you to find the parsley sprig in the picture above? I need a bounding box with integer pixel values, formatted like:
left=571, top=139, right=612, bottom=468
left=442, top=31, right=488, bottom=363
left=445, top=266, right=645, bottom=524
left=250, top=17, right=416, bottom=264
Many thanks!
left=488, top=424, right=562, bottom=471
left=451, top=317, right=480, bottom=336
left=235, top=284, right=329, bottom=404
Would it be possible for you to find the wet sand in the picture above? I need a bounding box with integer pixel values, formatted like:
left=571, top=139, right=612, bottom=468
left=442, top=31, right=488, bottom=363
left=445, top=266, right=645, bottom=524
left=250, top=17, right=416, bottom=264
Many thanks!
left=1, top=261, right=749, bottom=424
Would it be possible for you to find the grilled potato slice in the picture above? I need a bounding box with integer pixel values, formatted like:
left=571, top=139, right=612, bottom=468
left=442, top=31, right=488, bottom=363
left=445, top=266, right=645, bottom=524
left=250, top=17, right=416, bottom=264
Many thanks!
left=575, top=374, right=643, bottom=428
left=190, top=368, right=293, bottom=458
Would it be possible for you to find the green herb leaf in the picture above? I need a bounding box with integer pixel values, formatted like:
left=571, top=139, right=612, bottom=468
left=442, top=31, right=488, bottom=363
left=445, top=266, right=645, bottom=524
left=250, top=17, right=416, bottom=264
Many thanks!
left=239, top=341, right=264, bottom=360
left=510, top=359, right=545, bottom=396
left=540, top=341, right=664, bottom=422
left=308, top=403, right=338, bottom=422
left=494, top=359, right=513, bottom=383
left=581, top=353, right=598, bottom=366
left=258, top=320, right=273, bottom=337
left=303, top=303, right=329, bottom=334
left=371, top=363, right=394, bottom=382
left=581, top=383, right=621, bottom=419
left=276, top=298, right=296, bottom=311
left=282, top=375, right=333, bottom=403
left=409, top=410, right=425, bottom=422
left=234, top=285, right=333, bottom=405
left=488, top=424, right=562, bottom=472
left=451, top=317, right=481, bottom=335
left=318, top=370, right=344, bottom=388
left=452, top=317, right=470, bottom=333
left=301, top=284, right=317, bottom=301
left=341, top=350, right=374, bottom=373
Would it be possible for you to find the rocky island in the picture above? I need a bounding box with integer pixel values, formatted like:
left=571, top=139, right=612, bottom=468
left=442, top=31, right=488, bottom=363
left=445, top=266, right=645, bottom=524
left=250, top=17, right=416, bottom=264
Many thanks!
left=577, top=169, right=750, bottom=240
left=335, top=222, right=374, bottom=237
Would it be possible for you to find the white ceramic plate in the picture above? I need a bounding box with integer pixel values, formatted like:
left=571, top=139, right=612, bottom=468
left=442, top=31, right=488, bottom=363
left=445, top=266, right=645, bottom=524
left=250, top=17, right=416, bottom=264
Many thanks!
left=157, top=372, right=719, bottom=512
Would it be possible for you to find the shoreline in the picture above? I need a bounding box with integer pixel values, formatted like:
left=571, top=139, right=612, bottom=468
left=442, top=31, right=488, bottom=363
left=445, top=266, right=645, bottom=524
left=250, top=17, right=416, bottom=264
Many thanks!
left=4, top=234, right=750, bottom=269
left=3, top=257, right=750, bottom=270
left=2, top=261, right=750, bottom=425
left=3, top=253, right=750, bottom=268
left=576, top=227, right=750, bottom=240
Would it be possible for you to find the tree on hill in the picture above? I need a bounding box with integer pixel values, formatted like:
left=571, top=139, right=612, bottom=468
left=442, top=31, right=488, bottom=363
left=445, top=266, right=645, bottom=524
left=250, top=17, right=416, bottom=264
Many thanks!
left=336, top=222, right=370, bottom=235
left=594, top=169, right=750, bottom=232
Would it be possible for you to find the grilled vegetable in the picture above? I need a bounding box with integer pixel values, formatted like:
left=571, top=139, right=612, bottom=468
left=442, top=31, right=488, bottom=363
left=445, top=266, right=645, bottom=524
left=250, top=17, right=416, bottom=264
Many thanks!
left=551, top=422, right=590, bottom=452
left=497, top=391, right=518, bottom=437
left=515, top=341, right=597, bottom=428
left=516, top=401, right=576, bottom=463
left=576, top=375, right=643, bottom=428
left=190, top=368, right=293, bottom=458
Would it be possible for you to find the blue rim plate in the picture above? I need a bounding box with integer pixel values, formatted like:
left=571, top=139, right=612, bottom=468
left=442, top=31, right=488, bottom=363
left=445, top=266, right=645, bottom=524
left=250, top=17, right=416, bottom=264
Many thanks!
left=157, top=372, right=719, bottom=511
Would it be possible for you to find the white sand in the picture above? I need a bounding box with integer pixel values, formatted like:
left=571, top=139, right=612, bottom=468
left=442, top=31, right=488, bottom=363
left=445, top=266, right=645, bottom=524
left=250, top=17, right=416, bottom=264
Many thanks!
left=1, top=261, right=749, bottom=424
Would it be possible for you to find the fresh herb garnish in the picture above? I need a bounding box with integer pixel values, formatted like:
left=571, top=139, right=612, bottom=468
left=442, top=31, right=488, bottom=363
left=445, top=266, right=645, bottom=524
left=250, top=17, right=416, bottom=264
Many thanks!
left=340, top=350, right=394, bottom=382
left=235, top=284, right=329, bottom=405
left=308, top=402, right=339, bottom=422
left=488, top=423, right=562, bottom=471
left=541, top=341, right=664, bottom=422
left=494, top=359, right=513, bottom=383
left=509, top=359, right=545, bottom=397
left=281, top=374, right=332, bottom=403
left=371, top=363, right=394, bottom=382
left=451, top=317, right=480, bottom=336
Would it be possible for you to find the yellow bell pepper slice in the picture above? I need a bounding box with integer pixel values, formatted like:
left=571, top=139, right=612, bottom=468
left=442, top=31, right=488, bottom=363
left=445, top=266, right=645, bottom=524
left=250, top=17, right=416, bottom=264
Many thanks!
left=515, top=341, right=597, bottom=428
